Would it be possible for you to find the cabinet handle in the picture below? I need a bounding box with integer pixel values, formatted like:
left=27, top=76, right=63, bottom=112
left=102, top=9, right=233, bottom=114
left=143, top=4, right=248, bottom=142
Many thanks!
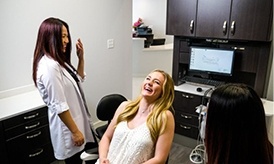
left=181, top=93, right=193, bottom=99
left=222, top=21, right=227, bottom=35
left=189, top=20, right=194, bottom=34
left=24, top=113, right=39, bottom=120
left=230, top=21, right=235, bottom=35
left=26, top=131, right=42, bottom=139
left=181, top=114, right=192, bottom=119
left=25, top=122, right=40, bottom=129
left=232, top=46, right=245, bottom=51
left=29, top=148, right=44, bottom=158
left=180, top=124, right=191, bottom=130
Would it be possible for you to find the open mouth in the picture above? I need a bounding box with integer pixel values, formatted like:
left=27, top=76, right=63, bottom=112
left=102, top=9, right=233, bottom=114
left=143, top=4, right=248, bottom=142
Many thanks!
left=144, top=85, right=152, bottom=92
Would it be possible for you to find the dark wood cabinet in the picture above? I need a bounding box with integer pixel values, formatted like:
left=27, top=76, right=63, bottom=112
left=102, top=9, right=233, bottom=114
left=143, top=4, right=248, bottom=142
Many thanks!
left=167, top=0, right=273, bottom=41
left=196, top=0, right=231, bottom=39
left=1, top=107, right=55, bottom=164
left=166, top=0, right=197, bottom=37
left=228, top=0, right=272, bottom=41
left=172, top=38, right=271, bottom=97
left=167, top=0, right=272, bottom=140
left=0, top=122, right=8, bottom=164
left=173, top=91, right=203, bottom=139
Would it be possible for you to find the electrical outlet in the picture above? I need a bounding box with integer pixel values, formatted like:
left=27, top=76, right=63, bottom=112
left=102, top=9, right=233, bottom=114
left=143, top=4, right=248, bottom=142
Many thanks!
left=107, top=39, right=114, bottom=49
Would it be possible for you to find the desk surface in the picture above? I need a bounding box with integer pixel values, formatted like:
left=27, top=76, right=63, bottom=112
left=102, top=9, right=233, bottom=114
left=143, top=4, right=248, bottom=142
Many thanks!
left=0, top=90, right=45, bottom=121
left=175, top=83, right=274, bottom=116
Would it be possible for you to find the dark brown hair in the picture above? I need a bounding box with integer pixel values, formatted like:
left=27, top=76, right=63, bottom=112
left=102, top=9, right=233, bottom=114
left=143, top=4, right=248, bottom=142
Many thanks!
left=205, top=83, right=273, bottom=164
left=32, top=17, right=72, bottom=86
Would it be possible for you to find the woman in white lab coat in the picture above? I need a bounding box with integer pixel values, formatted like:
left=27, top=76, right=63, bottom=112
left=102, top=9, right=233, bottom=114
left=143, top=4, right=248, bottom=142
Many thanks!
left=32, top=17, right=96, bottom=164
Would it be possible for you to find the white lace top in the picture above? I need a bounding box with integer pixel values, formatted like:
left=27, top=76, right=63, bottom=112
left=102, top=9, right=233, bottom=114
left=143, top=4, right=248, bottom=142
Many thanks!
left=96, top=121, right=154, bottom=164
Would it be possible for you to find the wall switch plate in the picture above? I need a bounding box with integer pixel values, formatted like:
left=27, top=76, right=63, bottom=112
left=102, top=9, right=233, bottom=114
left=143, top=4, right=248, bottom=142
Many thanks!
left=107, top=39, right=114, bottom=49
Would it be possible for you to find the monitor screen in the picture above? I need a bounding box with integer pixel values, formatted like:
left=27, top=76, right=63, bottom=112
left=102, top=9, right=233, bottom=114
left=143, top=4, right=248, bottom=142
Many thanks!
left=189, top=47, right=234, bottom=76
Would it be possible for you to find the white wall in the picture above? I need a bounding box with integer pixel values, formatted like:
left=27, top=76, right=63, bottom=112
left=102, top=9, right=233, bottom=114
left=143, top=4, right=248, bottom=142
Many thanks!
left=132, top=0, right=173, bottom=44
left=0, top=0, right=132, bottom=124
left=132, top=39, right=173, bottom=77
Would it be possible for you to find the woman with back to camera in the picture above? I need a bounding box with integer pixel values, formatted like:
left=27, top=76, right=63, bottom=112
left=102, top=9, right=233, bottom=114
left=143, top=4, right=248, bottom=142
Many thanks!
left=96, top=69, right=175, bottom=164
left=205, top=83, right=273, bottom=164
left=32, top=17, right=96, bottom=164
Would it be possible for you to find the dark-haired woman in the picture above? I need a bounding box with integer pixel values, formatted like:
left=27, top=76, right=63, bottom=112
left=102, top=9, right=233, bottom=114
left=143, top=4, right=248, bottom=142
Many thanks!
left=32, top=17, right=96, bottom=164
left=205, top=83, right=273, bottom=164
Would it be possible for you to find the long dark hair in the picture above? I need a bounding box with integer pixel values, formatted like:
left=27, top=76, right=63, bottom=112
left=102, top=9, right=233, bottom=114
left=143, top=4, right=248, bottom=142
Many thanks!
left=32, top=17, right=73, bottom=86
left=205, top=83, right=273, bottom=164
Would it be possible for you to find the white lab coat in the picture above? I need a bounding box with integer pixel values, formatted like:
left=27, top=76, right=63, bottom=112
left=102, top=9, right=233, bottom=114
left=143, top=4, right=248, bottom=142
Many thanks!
left=36, top=55, right=95, bottom=160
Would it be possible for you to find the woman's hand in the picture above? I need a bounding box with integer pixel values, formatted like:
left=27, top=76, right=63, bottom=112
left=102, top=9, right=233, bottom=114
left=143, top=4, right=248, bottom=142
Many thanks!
left=76, top=38, right=85, bottom=78
left=76, top=38, right=84, bottom=60
left=72, top=130, right=85, bottom=146
left=99, top=158, right=110, bottom=164
left=58, top=110, right=85, bottom=147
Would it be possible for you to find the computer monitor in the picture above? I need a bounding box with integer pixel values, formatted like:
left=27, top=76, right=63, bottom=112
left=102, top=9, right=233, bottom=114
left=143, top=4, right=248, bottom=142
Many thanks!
left=189, top=46, right=235, bottom=76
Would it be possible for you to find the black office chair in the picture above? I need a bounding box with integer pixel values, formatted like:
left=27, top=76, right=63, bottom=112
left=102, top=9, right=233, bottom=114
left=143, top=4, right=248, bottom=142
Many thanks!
left=95, top=94, right=127, bottom=139
left=80, top=94, right=127, bottom=163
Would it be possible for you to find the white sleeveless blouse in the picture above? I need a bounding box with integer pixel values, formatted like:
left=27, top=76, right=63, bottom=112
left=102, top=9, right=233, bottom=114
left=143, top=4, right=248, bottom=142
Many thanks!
left=96, top=121, right=154, bottom=164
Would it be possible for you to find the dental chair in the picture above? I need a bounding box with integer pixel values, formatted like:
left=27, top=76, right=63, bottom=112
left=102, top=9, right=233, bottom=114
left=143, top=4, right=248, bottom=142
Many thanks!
left=80, top=94, right=127, bottom=163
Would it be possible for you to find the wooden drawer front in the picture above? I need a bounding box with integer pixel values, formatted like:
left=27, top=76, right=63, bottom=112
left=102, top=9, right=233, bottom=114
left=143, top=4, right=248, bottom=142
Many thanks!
left=3, top=106, right=47, bottom=129
left=7, top=143, right=55, bottom=164
left=6, top=125, right=51, bottom=149
left=5, top=116, right=48, bottom=140
left=175, top=110, right=199, bottom=127
left=0, top=122, right=8, bottom=164
left=173, top=91, right=202, bottom=115
left=6, top=125, right=53, bottom=164
left=175, top=122, right=199, bottom=139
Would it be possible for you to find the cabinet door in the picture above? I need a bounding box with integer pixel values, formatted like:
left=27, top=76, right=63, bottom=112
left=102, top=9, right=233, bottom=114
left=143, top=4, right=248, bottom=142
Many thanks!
left=196, top=0, right=231, bottom=39
left=166, top=0, right=197, bottom=36
left=229, top=0, right=272, bottom=41
left=0, top=122, right=8, bottom=163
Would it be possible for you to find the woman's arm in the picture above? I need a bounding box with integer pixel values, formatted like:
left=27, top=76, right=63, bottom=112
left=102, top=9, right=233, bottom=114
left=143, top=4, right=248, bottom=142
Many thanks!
left=58, top=110, right=84, bottom=146
left=76, top=38, right=85, bottom=78
left=97, top=101, right=129, bottom=164
left=144, top=110, right=175, bottom=164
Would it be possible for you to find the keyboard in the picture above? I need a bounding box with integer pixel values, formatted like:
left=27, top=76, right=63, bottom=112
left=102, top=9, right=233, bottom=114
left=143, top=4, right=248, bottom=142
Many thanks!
left=181, top=76, right=225, bottom=87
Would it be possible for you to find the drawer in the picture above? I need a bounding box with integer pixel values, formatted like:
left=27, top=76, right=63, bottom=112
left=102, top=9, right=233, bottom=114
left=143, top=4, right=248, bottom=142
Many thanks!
left=173, top=91, right=202, bottom=115
left=175, top=121, right=199, bottom=139
left=6, top=125, right=53, bottom=163
left=0, top=122, right=8, bottom=164
left=4, top=116, right=49, bottom=140
left=3, top=106, right=48, bottom=129
left=7, top=143, right=55, bottom=164
left=6, top=125, right=51, bottom=151
left=175, top=110, right=199, bottom=127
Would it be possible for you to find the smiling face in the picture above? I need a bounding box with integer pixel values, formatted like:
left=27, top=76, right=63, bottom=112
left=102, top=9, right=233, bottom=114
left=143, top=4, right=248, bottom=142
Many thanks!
left=141, top=71, right=165, bottom=102
left=61, top=25, right=69, bottom=53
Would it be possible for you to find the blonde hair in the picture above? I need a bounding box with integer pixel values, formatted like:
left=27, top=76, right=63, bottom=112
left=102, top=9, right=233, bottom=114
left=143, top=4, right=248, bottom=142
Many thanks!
left=116, top=69, right=174, bottom=144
